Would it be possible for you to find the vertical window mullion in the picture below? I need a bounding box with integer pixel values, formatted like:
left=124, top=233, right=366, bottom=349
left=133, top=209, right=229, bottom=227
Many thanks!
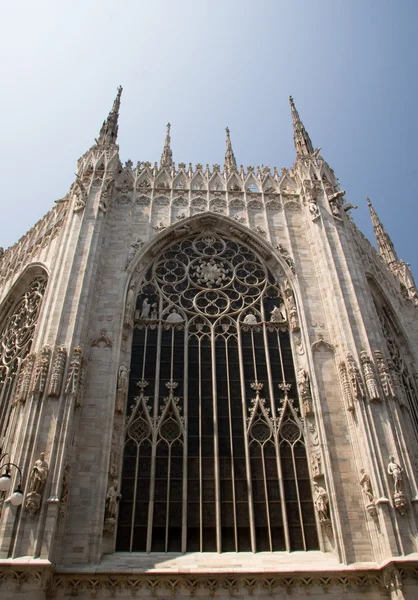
left=237, top=324, right=256, bottom=552
left=182, top=326, right=188, bottom=553
left=225, top=336, right=238, bottom=552
left=146, top=322, right=163, bottom=553
left=261, top=445, right=273, bottom=551
left=211, top=324, right=221, bottom=553
left=276, top=329, right=291, bottom=551
left=198, top=336, right=203, bottom=552
left=291, top=444, right=307, bottom=551
left=129, top=443, right=140, bottom=552
left=165, top=444, right=172, bottom=552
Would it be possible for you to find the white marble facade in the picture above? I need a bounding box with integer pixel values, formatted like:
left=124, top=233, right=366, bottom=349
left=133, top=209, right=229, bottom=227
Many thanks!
left=0, top=90, right=418, bottom=599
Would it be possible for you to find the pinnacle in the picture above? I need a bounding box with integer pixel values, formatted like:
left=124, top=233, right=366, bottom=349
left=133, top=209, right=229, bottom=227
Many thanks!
left=97, top=86, right=123, bottom=146
left=224, top=126, right=237, bottom=172
left=160, top=122, right=173, bottom=168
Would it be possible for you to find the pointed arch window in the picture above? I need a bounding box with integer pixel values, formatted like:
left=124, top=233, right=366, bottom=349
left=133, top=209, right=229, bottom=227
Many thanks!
left=117, top=231, right=318, bottom=553
left=0, top=274, right=48, bottom=444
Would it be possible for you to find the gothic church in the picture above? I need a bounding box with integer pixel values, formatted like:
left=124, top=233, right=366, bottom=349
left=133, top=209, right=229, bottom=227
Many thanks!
left=0, top=88, right=418, bottom=599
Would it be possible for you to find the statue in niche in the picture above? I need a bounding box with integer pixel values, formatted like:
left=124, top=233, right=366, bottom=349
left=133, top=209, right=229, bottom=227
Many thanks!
left=243, top=313, right=258, bottom=325
left=346, top=353, right=365, bottom=400
left=284, top=280, right=300, bottom=332
left=29, top=452, right=49, bottom=495
left=276, top=244, right=295, bottom=273
left=313, top=481, right=329, bottom=522
left=104, top=480, right=122, bottom=535
left=374, top=350, right=396, bottom=398
left=166, top=308, right=183, bottom=323
left=387, top=457, right=403, bottom=494
left=140, top=298, right=151, bottom=319
left=297, top=367, right=313, bottom=416
left=359, top=469, right=374, bottom=503
left=150, top=303, right=158, bottom=320
left=311, top=452, right=321, bottom=478
left=124, top=284, right=136, bottom=328
left=115, top=365, right=129, bottom=414
left=105, top=480, right=122, bottom=520
left=270, top=303, right=287, bottom=323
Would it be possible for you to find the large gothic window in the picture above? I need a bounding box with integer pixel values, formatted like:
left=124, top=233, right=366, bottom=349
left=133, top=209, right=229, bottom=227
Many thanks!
left=117, top=232, right=318, bottom=553
left=373, top=294, right=418, bottom=436
left=0, top=274, right=48, bottom=446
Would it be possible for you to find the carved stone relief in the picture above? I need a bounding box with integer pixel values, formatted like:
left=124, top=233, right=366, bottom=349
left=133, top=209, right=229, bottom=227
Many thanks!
left=25, top=452, right=49, bottom=517
left=31, top=345, right=51, bottom=394
left=48, top=346, right=67, bottom=397
left=360, top=351, right=380, bottom=401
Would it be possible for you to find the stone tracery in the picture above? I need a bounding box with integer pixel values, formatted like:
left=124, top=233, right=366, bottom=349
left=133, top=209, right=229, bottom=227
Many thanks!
left=117, top=230, right=318, bottom=554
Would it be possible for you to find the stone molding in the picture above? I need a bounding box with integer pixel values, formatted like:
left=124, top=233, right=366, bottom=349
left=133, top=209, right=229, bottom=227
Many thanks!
left=0, top=561, right=417, bottom=597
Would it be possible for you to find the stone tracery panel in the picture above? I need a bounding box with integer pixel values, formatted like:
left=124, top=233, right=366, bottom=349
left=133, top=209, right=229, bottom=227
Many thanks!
left=0, top=274, right=47, bottom=443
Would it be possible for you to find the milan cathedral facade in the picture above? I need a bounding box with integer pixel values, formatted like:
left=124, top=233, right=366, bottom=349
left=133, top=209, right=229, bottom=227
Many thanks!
left=0, top=89, right=417, bottom=599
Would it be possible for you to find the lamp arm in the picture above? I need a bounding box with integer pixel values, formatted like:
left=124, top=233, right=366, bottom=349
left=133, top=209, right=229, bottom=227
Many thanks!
left=0, top=461, right=23, bottom=485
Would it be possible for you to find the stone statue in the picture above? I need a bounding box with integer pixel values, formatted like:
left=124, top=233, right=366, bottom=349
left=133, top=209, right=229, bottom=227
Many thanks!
left=374, top=350, right=395, bottom=399
left=270, top=303, right=286, bottom=323
left=124, top=284, right=136, bottom=328
left=243, top=313, right=257, bottom=324
left=346, top=353, right=365, bottom=400
left=166, top=308, right=183, bottom=323
left=297, top=367, right=313, bottom=416
left=284, top=280, right=300, bottom=332
left=48, top=346, right=67, bottom=397
left=117, top=365, right=128, bottom=393
left=115, top=365, right=128, bottom=414
left=150, top=302, right=158, bottom=320
left=140, top=298, right=151, bottom=319
left=313, top=481, right=329, bottom=522
left=360, top=351, right=380, bottom=401
left=309, top=199, right=320, bottom=219
left=359, top=469, right=374, bottom=503
left=29, top=452, right=49, bottom=495
left=105, top=480, right=122, bottom=520
left=276, top=244, right=295, bottom=272
left=387, top=457, right=403, bottom=494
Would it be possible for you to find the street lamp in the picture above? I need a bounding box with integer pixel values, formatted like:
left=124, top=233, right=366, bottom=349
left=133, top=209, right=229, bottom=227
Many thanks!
left=0, top=453, right=24, bottom=507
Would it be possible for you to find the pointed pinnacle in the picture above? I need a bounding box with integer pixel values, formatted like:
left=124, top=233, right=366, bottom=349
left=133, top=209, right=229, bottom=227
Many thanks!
left=224, top=126, right=237, bottom=172
left=289, top=95, right=314, bottom=157
left=160, top=122, right=173, bottom=168
left=98, top=86, right=123, bottom=146
left=366, top=195, right=398, bottom=266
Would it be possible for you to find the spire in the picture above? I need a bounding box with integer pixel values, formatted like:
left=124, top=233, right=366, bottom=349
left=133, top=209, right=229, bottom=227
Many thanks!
left=366, top=196, right=398, bottom=266
left=98, top=86, right=122, bottom=146
left=224, top=127, right=237, bottom=172
left=160, top=123, right=173, bottom=168
left=289, top=96, right=314, bottom=157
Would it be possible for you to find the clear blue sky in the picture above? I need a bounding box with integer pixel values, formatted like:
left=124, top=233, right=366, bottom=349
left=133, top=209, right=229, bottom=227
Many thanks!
left=1, top=0, right=417, bottom=275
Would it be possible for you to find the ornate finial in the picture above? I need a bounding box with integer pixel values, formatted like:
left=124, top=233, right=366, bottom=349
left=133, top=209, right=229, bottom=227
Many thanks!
left=97, top=86, right=123, bottom=146
left=289, top=95, right=314, bottom=158
left=160, top=122, right=173, bottom=168
left=366, top=195, right=398, bottom=267
left=224, top=126, right=237, bottom=172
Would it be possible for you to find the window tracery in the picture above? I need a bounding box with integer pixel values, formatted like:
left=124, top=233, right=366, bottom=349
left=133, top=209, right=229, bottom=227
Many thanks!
left=117, top=231, right=318, bottom=553
left=375, top=300, right=418, bottom=430
left=0, top=275, right=47, bottom=443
